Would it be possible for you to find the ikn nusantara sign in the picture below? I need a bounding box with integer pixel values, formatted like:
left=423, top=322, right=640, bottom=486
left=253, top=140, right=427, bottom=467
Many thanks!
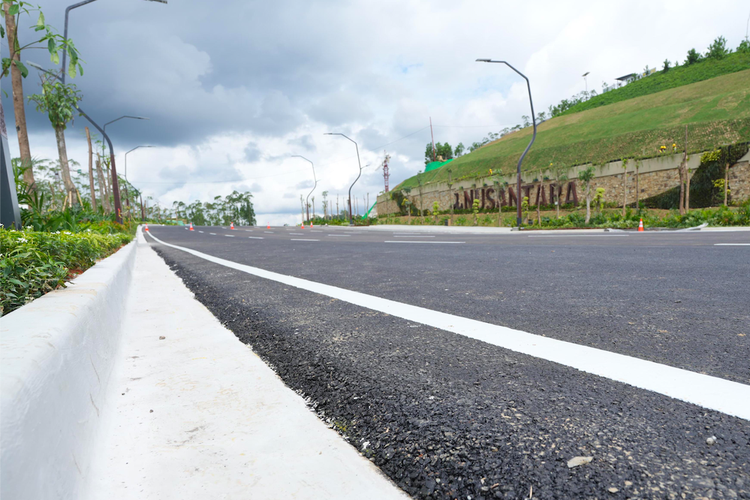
left=451, top=181, right=579, bottom=209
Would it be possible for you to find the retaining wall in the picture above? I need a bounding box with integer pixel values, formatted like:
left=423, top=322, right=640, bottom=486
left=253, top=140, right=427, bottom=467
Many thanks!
left=0, top=239, right=136, bottom=500
left=377, top=150, right=750, bottom=215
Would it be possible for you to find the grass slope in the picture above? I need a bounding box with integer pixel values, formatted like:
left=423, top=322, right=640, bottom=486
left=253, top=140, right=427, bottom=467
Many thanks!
left=396, top=69, right=750, bottom=190
left=565, top=51, right=750, bottom=115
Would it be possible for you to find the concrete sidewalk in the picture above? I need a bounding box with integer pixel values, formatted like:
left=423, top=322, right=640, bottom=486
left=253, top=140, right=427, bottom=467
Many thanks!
left=84, top=231, right=408, bottom=499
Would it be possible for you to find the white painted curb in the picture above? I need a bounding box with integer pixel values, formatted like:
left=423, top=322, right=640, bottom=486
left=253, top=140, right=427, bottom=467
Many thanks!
left=0, top=239, right=137, bottom=500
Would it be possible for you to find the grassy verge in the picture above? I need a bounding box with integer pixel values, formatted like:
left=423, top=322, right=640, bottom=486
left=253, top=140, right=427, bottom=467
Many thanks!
left=0, top=228, right=133, bottom=316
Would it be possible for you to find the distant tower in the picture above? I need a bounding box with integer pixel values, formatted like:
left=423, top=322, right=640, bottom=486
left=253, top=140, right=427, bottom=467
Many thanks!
left=382, top=151, right=391, bottom=193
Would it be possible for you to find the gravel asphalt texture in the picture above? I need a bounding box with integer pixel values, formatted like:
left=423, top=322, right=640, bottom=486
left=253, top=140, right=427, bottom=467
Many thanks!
left=146, top=226, right=750, bottom=499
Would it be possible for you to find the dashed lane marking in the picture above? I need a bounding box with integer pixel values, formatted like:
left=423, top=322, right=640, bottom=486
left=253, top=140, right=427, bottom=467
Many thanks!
left=209, top=233, right=217, bottom=235
left=328, top=234, right=351, bottom=237
left=290, top=238, right=320, bottom=242
left=714, top=243, right=750, bottom=246
left=145, top=229, right=750, bottom=421
left=392, top=235, right=436, bottom=238
left=289, top=233, right=303, bottom=236
left=198, top=231, right=204, bottom=233
left=248, top=236, right=264, bottom=239
left=384, top=241, right=466, bottom=244
left=528, top=234, right=629, bottom=238
left=225, top=235, right=235, bottom=238
left=264, top=231, right=274, bottom=234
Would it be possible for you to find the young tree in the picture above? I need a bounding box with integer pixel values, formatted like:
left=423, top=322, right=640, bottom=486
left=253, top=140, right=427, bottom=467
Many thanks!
left=578, top=166, right=596, bottom=223
left=2, top=0, right=83, bottom=197
left=738, top=39, right=750, bottom=54
left=662, top=59, right=671, bottom=72
left=454, top=143, right=465, bottom=157
left=321, top=190, right=328, bottom=220
left=28, top=75, right=82, bottom=207
left=685, top=48, right=701, bottom=65
left=550, top=162, right=569, bottom=219
left=521, top=115, right=531, bottom=128
left=706, top=36, right=729, bottom=60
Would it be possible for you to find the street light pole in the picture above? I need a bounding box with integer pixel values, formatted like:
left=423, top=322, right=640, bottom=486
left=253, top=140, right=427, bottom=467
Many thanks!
left=124, top=145, right=153, bottom=215
left=476, top=59, right=537, bottom=227
left=61, top=0, right=168, bottom=84
left=291, top=155, right=316, bottom=223
left=28, top=61, right=128, bottom=224
left=324, top=133, right=362, bottom=225
left=582, top=71, right=590, bottom=93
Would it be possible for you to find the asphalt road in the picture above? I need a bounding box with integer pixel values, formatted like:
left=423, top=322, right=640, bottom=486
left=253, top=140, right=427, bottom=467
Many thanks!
left=145, top=224, right=750, bottom=500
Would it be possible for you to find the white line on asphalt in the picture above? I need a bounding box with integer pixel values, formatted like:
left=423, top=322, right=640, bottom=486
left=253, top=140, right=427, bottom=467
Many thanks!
left=248, top=236, right=264, bottom=239
left=225, top=235, right=235, bottom=238
left=289, top=233, right=303, bottom=236
left=384, top=241, right=466, bottom=244
left=714, top=243, right=750, bottom=246
left=291, top=239, right=320, bottom=242
left=198, top=231, right=204, bottom=233
left=528, top=234, right=630, bottom=238
left=244, top=230, right=254, bottom=232
left=310, top=230, right=323, bottom=233
left=328, top=234, right=351, bottom=237
left=392, top=235, right=436, bottom=238
left=264, top=231, right=274, bottom=234
left=145, top=230, right=750, bottom=420
left=209, top=233, right=217, bottom=235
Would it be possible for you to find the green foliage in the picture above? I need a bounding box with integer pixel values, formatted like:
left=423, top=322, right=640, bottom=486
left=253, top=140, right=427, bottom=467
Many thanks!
left=0, top=227, right=132, bottom=315
left=472, top=198, right=480, bottom=225
left=685, top=48, right=702, bottom=65
left=28, top=75, right=82, bottom=129
left=663, top=59, right=671, bottom=72
left=738, top=39, right=750, bottom=54
left=644, top=143, right=749, bottom=208
left=172, top=190, right=256, bottom=226
left=706, top=36, right=730, bottom=60
left=1, top=1, right=84, bottom=79
left=593, top=187, right=606, bottom=213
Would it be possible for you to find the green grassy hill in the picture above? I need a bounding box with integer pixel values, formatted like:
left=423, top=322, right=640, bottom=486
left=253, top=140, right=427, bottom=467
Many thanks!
left=396, top=68, right=750, bottom=190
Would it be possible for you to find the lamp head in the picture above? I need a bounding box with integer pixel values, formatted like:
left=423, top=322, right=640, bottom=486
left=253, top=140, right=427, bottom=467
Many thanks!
left=475, top=59, right=492, bottom=63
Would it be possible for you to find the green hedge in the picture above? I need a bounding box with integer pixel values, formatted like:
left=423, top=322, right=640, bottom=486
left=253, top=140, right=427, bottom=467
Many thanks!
left=0, top=229, right=132, bottom=316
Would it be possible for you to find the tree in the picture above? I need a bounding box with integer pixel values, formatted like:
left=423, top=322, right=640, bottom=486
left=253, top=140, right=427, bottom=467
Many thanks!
left=685, top=48, right=702, bottom=65
left=321, top=190, right=328, bottom=219
left=549, top=162, right=569, bottom=219
left=706, top=36, right=729, bottom=60
left=454, top=142, right=465, bottom=157
left=424, top=142, right=435, bottom=164
left=578, top=166, right=596, bottom=223
left=2, top=0, right=84, bottom=198
left=593, top=188, right=606, bottom=215
left=521, top=115, right=531, bottom=128
left=662, top=59, right=671, bottom=72
left=28, top=74, right=82, bottom=208
left=536, top=111, right=547, bottom=122
left=435, top=142, right=453, bottom=161
left=738, top=39, right=750, bottom=54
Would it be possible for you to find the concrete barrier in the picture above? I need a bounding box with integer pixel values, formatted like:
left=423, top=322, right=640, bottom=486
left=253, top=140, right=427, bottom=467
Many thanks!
left=1, top=240, right=136, bottom=500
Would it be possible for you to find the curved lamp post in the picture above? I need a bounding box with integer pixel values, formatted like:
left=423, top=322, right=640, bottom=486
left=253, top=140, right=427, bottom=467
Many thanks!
left=324, top=132, right=362, bottom=224
left=476, top=59, right=536, bottom=227
left=61, top=0, right=167, bottom=85
left=291, top=155, right=316, bottom=223
left=124, top=145, right=152, bottom=214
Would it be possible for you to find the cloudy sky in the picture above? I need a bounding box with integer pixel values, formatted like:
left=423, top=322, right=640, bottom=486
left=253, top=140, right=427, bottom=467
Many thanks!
left=3, top=0, right=749, bottom=224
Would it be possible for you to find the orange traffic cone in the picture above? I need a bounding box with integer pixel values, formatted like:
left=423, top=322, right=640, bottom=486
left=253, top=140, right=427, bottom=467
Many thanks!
left=311, top=222, right=314, bottom=228
left=144, top=224, right=149, bottom=231
left=638, top=219, right=644, bottom=232
left=301, top=223, right=305, bottom=228
left=267, top=224, right=270, bottom=229
left=189, top=223, right=194, bottom=231
left=230, top=222, right=235, bottom=230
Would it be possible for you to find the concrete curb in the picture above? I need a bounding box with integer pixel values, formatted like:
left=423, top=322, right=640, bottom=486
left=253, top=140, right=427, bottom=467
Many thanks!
left=0, top=239, right=137, bottom=500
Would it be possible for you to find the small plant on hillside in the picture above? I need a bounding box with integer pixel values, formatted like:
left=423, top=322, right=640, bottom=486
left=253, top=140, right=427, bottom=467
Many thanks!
left=521, top=196, right=529, bottom=225
left=432, top=201, right=440, bottom=223
left=685, top=48, right=702, bottom=65
left=738, top=39, right=750, bottom=54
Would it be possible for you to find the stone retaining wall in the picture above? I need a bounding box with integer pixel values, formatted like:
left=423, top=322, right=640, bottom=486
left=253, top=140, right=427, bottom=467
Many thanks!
left=377, top=151, right=750, bottom=215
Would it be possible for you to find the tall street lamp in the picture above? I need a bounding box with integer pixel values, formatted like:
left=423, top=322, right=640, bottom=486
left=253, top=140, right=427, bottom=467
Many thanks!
left=582, top=71, right=590, bottom=93
left=62, top=0, right=168, bottom=85
left=476, top=59, right=537, bottom=227
left=291, top=155, right=316, bottom=223
left=124, top=145, right=152, bottom=215
left=324, top=132, right=362, bottom=225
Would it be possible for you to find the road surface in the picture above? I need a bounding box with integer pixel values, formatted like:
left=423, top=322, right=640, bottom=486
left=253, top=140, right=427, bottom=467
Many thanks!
left=144, top=225, right=750, bottom=500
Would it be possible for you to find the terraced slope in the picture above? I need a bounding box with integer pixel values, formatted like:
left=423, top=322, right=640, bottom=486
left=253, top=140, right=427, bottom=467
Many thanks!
left=396, top=69, right=750, bottom=189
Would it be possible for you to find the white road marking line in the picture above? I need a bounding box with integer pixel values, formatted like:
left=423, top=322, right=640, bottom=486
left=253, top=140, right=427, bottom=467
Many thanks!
left=289, top=233, right=303, bottom=236
left=264, top=231, right=274, bottom=234
left=209, top=233, right=217, bottom=235
left=392, top=235, right=436, bottom=238
left=384, top=241, right=466, bottom=244
left=528, top=234, right=630, bottom=238
left=290, top=238, right=320, bottom=242
left=714, top=243, right=750, bottom=246
left=146, top=229, right=750, bottom=421
left=225, top=235, right=235, bottom=238
left=328, top=234, right=351, bottom=237
left=198, top=231, right=204, bottom=233
left=244, top=229, right=254, bottom=232
left=248, top=236, right=264, bottom=239
left=310, top=230, right=323, bottom=233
